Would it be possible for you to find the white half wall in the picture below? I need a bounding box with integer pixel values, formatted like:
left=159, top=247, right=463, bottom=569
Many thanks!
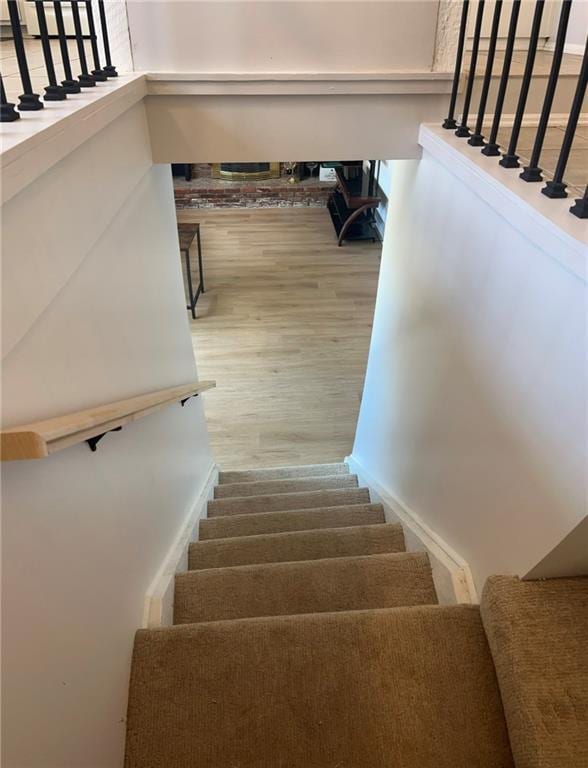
left=127, top=0, right=440, bottom=74
left=1, top=107, right=214, bottom=767
left=352, top=130, right=587, bottom=596
left=1, top=101, right=151, bottom=361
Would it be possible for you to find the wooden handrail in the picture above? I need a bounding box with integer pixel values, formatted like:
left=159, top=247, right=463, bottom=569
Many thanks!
left=0, top=380, right=215, bottom=461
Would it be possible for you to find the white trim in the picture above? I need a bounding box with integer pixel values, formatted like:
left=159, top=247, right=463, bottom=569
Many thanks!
left=345, top=455, right=477, bottom=605
left=147, top=71, right=454, bottom=81
left=419, top=125, right=587, bottom=282
left=563, top=44, right=586, bottom=56
left=145, top=71, right=453, bottom=96
left=142, top=461, right=219, bottom=628
left=543, top=41, right=585, bottom=56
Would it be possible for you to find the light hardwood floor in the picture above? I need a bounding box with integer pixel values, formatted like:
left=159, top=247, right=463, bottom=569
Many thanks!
left=176, top=208, right=381, bottom=470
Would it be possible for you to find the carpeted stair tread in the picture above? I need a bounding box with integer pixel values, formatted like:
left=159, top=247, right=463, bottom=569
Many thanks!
left=189, top=523, right=405, bottom=570
left=480, top=575, right=588, bottom=768
left=208, top=486, right=370, bottom=518
left=214, top=473, right=359, bottom=499
left=199, top=502, right=386, bottom=540
left=174, top=551, right=437, bottom=624
left=125, top=605, right=514, bottom=768
left=219, top=462, right=349, bottom=484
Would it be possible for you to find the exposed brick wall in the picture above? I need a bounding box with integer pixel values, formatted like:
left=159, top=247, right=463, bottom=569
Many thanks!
left=175, top=183, right=334, bottom=209
left=174, top=164, right=336, bottom=209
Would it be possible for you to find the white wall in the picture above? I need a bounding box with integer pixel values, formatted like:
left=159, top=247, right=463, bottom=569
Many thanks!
left=352, top=149, right=587, bottom=595
left=1, top=104, right=214, bottom=767
left=565, top=0, right=588, bottom=53
left=127, top=0, right=440, bottom=74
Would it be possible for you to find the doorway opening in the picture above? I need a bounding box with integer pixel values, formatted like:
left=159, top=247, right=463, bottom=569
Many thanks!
left=170, top=159, right=391, bottom=469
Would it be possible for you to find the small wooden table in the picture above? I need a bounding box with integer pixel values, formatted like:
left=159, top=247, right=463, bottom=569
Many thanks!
left=178, top=223, right=205, bottom=319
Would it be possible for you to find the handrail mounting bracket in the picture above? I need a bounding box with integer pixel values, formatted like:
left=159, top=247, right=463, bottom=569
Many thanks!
left=86, top=426, right=123, bottom=452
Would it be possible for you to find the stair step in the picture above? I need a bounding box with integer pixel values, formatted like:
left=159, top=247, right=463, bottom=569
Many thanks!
left=126, top=606, right=513, bottom=768
left=214, top=473, right=358, bottom=499
left=208, top=487, right=370, bottom=518
left=219, top=462, right=349, bottom=484
left=174, top=552, right=436, bottom=624
left=480, top=575, right=588, bottom=768
left=189, top=523, right=405, bottom=570
left=199, top=502, right=386, bottom=540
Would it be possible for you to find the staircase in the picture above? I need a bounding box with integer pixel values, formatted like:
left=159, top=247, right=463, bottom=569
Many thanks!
left=124, top=462, right=588, bottom=768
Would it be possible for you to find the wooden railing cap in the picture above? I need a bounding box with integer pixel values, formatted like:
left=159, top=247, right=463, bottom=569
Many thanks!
left=0, top=380, right=215, bottom=461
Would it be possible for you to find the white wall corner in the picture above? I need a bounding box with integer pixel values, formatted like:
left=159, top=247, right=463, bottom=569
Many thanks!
left=345, top=455, right=478, bottom=605
left=142, top=460, right=219, bottom=628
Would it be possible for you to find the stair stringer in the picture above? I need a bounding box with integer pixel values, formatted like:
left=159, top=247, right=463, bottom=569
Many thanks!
left=346, top=454, right=477, bottom=604
left=142, top=461, right=219, bottom=628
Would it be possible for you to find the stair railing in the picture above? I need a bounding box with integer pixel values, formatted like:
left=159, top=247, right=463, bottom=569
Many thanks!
left=1, top=0, right=120, bottom=121
left=442, top=0, right=588, bottom=219
left=0, top=381, right=216, bottom=461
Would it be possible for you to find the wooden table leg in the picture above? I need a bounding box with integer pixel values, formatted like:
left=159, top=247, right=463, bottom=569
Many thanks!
left=196, top=227, right=205, bottom=294
left=184, top=248, right=196, bottom=319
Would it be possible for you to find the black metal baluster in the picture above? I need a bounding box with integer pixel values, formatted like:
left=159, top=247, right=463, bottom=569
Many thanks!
left=482, top=0, right=521, bottom=156
left=98, top=0, right=118, bottom=77
left=543, top=40, right=588, bottom=199
left=520, top=0, right=572, bottom=181
left=85, top=1, right=108, bottom=80
left=570, top=185, right=588, bottom=219
left=0, top=73, right=20, bottom=121
left=500, top=0, right=545, bottom=168
left=71, top=0, right=96, bottom=86
left=442, top=0, right=470, bottom=129
left=35, top=0, right=67, bottom=100
left=468, top=0, right=502, bottom=146
left=456, top=0, right=485, bottom=137
left=7, top=0, right=43, bottom=110
left=53, top=1, right=81, bottom=93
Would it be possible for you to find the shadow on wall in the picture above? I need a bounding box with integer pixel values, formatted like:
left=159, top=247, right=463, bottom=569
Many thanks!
left=395, top=304, right=583, bottom=583
left=352, top=157, right=587, bottom=595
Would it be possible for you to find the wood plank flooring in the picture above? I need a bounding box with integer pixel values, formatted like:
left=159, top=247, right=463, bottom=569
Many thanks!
left=176, top=208, right=381, bottom=470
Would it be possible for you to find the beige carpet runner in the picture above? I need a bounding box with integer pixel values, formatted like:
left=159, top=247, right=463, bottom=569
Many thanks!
left=125, top=462, right=588, bottom=768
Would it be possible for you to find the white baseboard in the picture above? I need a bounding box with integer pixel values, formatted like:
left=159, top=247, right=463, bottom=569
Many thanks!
left=345, top=455, right=477, bottom=605
left=543, top=41, right=585, bottom=56
left=142, top=461, right=219, bottom=628
left=563, top=44, right=586, bottom=56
